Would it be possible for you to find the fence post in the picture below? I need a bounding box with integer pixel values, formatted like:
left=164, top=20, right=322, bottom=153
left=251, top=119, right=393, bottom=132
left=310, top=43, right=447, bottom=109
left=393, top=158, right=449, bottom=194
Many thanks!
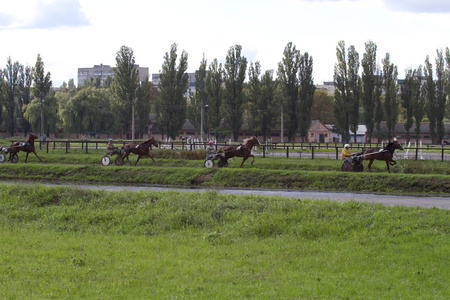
left=442, top=145, right=444, bottom=162
left=46, top=141, right=49, bottom=153
left=263, top=145, right=266, bottom=158
left=66, top=141, right=68, bottom=153
left=86, top=142, right=88, bottom=154
left=336, top=147, right=339, bottom=160
left=311, top=146, right=314, bottom=159
left=286, top=146, right=289, bottom=158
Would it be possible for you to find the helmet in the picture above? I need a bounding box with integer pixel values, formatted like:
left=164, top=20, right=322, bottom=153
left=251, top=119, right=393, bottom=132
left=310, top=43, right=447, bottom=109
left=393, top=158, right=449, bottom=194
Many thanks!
left=208, top=141, right=213, bottom=145
left=109, top=138, right=113, bottom=141
left=344, top=144, right=350, bottom=148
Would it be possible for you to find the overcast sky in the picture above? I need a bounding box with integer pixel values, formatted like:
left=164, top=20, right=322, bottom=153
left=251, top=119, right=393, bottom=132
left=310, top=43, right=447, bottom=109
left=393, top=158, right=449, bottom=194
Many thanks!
left=1, top=0, right=450, bottom=87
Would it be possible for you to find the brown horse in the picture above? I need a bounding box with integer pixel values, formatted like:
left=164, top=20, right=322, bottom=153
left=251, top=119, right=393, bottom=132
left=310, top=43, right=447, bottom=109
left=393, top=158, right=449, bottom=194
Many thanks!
left=218, top=136, right=261, bottom=168
left=8, top=132, right=43, bottom=163
left=121, top=137, right=159, bottom=166
left=363, top=138, right=404, bottom=173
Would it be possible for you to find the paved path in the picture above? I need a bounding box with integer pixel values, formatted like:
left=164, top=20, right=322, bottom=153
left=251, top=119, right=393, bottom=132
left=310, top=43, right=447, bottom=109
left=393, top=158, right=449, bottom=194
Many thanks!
left=30, top=184, right=450, bottom=209
left=8, top=181, right=447, bottom=210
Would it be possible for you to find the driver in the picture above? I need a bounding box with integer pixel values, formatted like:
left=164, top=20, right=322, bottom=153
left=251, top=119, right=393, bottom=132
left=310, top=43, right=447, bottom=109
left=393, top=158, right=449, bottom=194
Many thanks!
left=206, top=141, right=216, bottom=158
left=106, top=138, right=117, bottom=155
left=341, top=144, right=354, bottom=164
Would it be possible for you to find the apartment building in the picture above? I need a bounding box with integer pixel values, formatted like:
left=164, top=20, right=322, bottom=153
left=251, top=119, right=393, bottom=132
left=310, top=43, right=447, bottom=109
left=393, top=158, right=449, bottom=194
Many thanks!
left=77, top=64, right=149, bottom=86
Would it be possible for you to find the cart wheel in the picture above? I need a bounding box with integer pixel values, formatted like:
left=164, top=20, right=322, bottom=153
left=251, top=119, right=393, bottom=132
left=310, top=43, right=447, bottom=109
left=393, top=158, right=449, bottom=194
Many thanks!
left=0, top=153, right=5, bottom=163
left=115, top=156, right=124, bottom=166
left=204, top=159, right=214, bottom=168
left=10, top=153, right=19, bottom=163
left=101, top=156, right=111, bottom=166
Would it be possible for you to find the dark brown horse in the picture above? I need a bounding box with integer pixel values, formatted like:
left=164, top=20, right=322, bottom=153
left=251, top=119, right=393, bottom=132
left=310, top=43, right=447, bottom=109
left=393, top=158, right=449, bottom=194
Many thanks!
left=121, top=137, right=159, bottom=166
left=218, top=136, right=261, bottom=168
left=363, top=138, right=404, bottom=173
left=8, top=132, right=43, bottom=163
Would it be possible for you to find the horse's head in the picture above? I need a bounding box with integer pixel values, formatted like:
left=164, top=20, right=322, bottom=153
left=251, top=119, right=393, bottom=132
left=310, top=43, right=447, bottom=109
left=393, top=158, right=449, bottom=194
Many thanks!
left=27, top=132, right=39, bottom=141
left=150, top=137, right=159, bottom=148
left=141, top=137, right=159, bottom=148
left=393, top=138, right=403, bottom=151
left=244, top=136, right=260, bottom=149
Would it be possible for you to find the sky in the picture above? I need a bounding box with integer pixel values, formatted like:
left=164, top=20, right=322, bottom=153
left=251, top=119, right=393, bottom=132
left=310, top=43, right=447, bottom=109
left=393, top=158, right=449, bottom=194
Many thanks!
left=1, top=0, right=450, bottom=87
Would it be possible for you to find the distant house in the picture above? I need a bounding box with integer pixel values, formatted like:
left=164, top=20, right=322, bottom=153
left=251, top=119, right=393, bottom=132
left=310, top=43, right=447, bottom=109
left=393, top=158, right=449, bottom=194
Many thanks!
left=308, top=120, right=333, bottom=143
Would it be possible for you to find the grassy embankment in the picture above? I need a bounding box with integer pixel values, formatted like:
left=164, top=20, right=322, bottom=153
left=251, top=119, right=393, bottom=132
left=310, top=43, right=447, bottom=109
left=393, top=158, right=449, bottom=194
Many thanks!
left=0, top=184, right=448, bottom=299
left=0, top=147, right=449, bottom=194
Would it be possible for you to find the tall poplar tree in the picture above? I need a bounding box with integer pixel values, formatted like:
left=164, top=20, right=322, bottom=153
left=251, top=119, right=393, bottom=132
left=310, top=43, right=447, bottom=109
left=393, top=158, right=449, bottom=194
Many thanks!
left=247, top=61, right=278, bottom=141
left=401, top=68, right=423, bottom=143
left=361, top=41, right=377, bottom=143
left=445, top=47, right=450, bottom=121
left=187, top=56, right=207, bottom=138
left=155, top=43, right=189, bottom=139
left=423, top=56, right=436, bottom=143
left=435, top=49, right=446, bottom=144
left=382, top=53, right=399, bottom=141
left=19, top=65, right=33, bottom=136
left=278, top=42, right=300, bottom=142
left=205, top=58, right=224, bottom=130
left=298, top=52, right=315, bottom=142
left=112, top=45, right=139, bottom=140
left=347, top=46, right=361, bottom=143
left=135, top=77, right=153, bottom=139
left=333, top=41, right=352, bottom=142
left=223, top=45, right=247, bottom=141
left=3, top=57, right=21, bottom=137
left=32, top=54, right=52, bottom=139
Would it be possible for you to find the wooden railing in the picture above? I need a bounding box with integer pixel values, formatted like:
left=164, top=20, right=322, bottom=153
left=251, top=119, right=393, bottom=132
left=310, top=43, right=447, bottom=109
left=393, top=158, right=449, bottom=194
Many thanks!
left=10, top=139, right=450, bottom=162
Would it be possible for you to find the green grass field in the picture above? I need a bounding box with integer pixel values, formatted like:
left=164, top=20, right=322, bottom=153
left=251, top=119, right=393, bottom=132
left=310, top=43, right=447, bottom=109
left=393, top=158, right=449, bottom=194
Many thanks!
left=0, top=184, right=448, bottom=299
left=0, top=143, right=449, bottom=298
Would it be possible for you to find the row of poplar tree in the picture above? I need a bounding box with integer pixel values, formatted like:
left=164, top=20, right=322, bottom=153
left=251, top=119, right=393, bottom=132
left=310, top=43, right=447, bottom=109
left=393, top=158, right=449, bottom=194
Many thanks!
left=335, top=40, right=450, bottom=144
left=0, top=41, right=449, bottom=143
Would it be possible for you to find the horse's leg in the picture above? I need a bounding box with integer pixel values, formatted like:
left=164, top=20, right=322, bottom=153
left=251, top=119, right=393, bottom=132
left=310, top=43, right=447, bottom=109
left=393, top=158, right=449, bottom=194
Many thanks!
left=386, top=160, right=391, bottom=173
left=367, top=159, right=374, bottom=170
left=123, top=151, right=131, bottom=164
left=240, top=157, right=248, bottom=168
left=250, top=154, right=255, bottom=165
left=33, top=150, right=43, bottom=162
left=25, top=152, right=30, bottom=163
left=134, top=155, right=141, bottom=166
left=145, top=153, right=157, bottom=164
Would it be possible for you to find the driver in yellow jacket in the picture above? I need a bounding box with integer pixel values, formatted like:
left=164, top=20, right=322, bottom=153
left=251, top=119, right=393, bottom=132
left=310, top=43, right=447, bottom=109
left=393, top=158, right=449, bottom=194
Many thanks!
left=341, top=144, right=354, bottom=162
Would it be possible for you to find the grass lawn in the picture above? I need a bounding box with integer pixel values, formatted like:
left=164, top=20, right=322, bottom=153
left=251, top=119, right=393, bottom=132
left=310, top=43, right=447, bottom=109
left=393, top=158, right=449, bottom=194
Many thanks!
left=0, top=184, right=448, bottom=299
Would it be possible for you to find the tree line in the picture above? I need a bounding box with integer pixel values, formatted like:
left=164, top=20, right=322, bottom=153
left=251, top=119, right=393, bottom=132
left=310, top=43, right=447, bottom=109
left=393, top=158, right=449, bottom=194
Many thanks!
left=334, top=40, right=450, bottom=144
left=0, top=41, right=449, bottom=143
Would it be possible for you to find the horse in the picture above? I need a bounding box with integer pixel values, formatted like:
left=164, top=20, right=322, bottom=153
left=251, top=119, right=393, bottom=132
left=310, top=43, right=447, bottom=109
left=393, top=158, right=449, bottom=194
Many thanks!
left=8, top=132, right=43, bottom=163
left=341, top=149, right=365, bottom=172
left=363, top=138, right=404, bottom=173
left=121, top=137, right=159, bottom=166
left=217, top=136, right=261, bottom=168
